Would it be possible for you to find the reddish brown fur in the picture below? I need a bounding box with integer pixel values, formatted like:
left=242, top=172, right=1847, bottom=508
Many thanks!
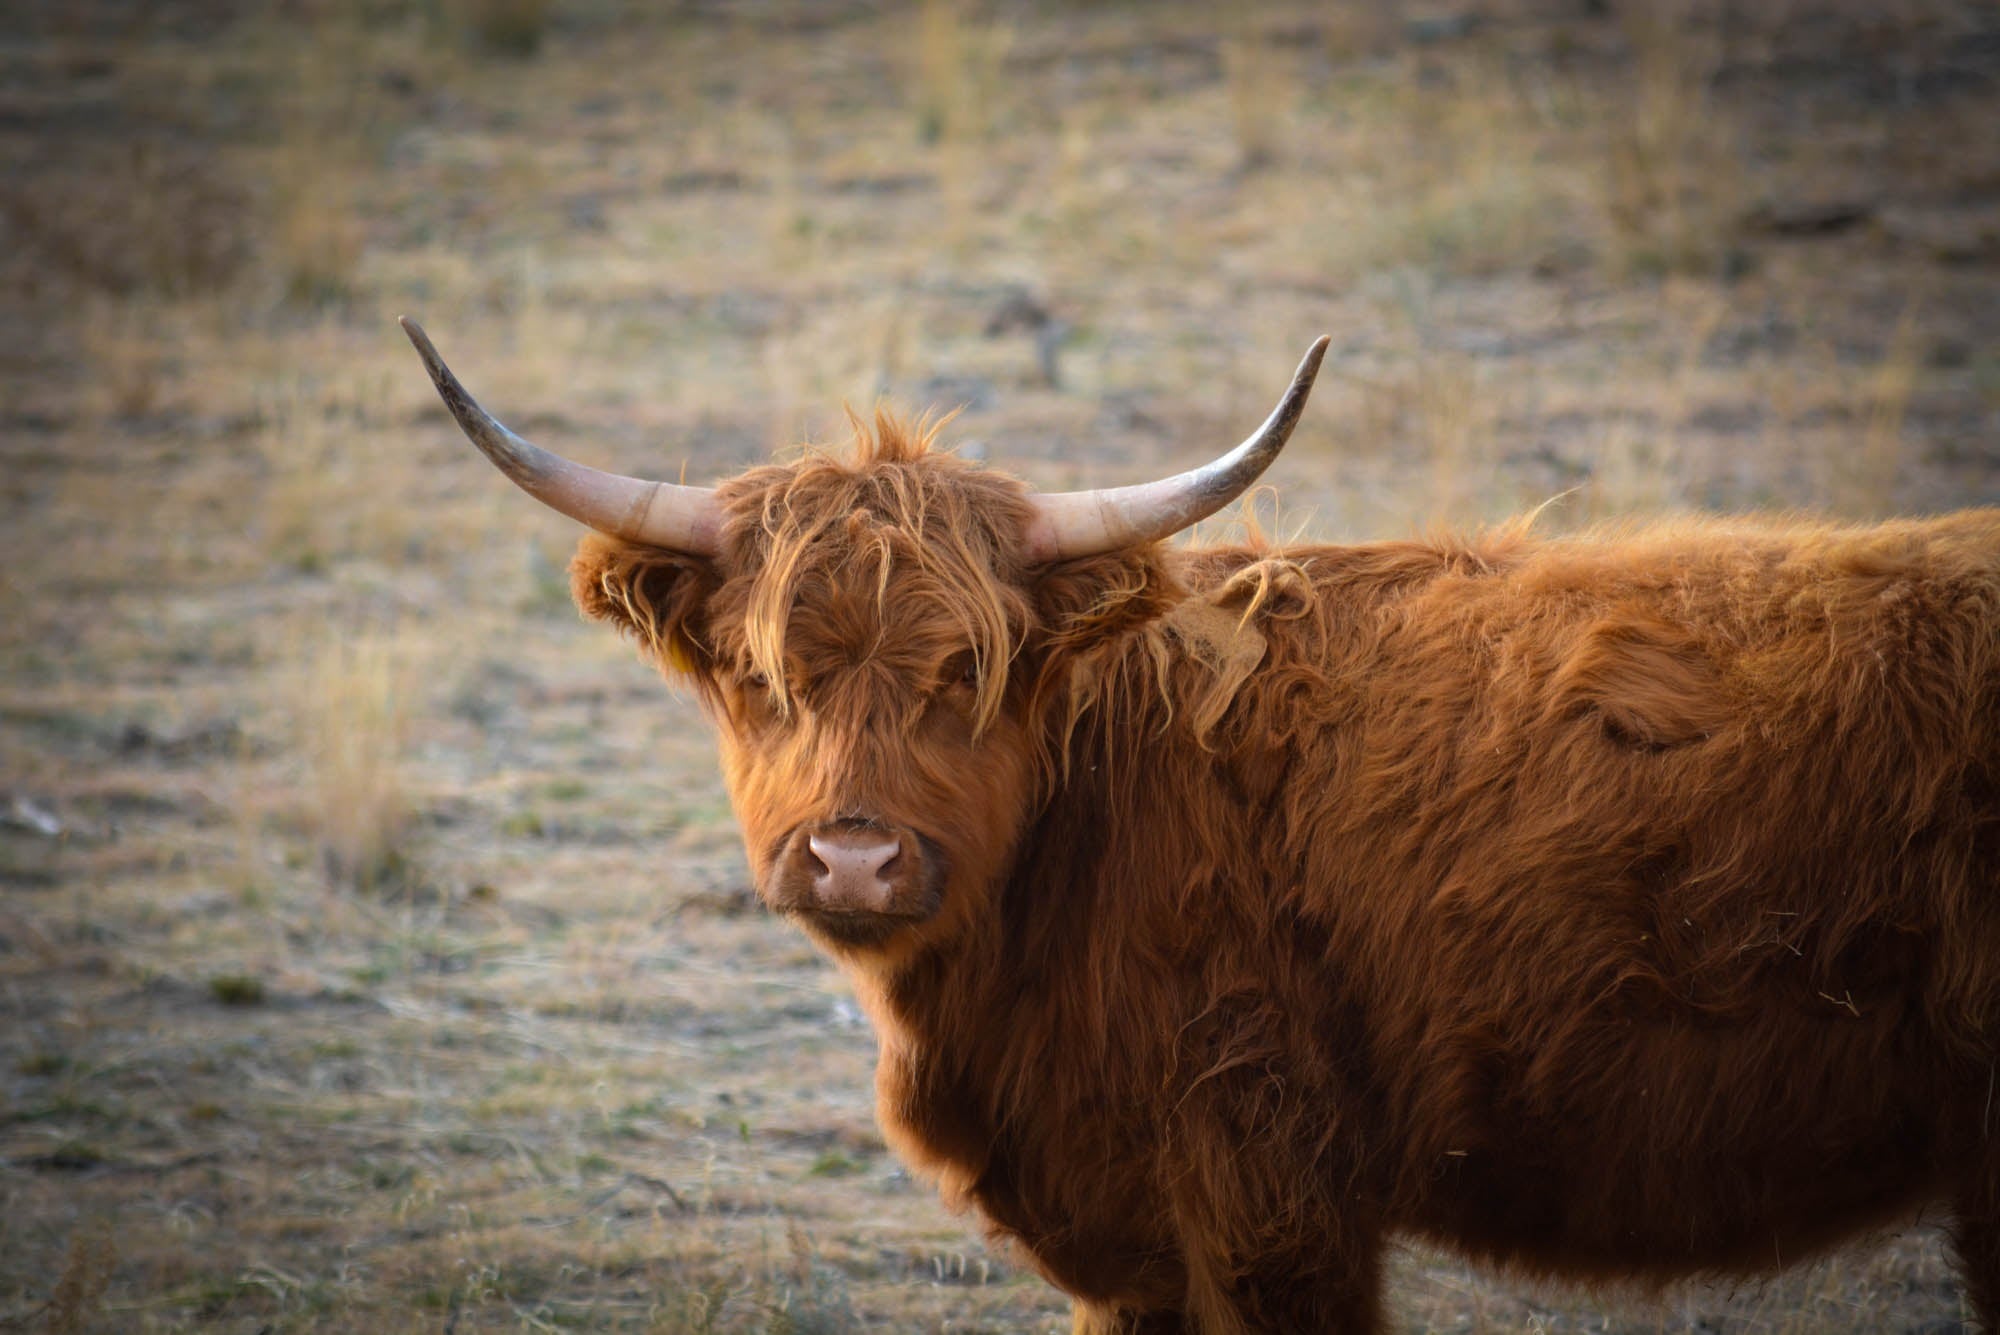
left=568, top=414, right=2000, bottom=1333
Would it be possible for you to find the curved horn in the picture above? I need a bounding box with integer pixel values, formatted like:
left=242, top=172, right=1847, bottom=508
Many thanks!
left=399, top=317, right=722, bottom=555
left=1025, top=335, right=1330, bottom=563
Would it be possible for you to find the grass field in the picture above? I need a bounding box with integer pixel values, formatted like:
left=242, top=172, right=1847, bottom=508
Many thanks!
left=3, top=1, right=1998, bottom=1330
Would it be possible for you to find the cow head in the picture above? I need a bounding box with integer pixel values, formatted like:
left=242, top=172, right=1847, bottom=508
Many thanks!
left=401, top=319, right=1325, bottom=964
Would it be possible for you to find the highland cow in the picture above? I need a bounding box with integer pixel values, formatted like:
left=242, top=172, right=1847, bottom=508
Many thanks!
left=403, top=317, right=2000, bottom=1334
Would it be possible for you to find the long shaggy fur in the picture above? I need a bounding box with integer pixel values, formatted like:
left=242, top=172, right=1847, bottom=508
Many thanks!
left=569, top=415, right=2000, bottom=1334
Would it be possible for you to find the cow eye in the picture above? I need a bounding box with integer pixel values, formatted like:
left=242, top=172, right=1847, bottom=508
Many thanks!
left=744, top=671, right=770, bottom=693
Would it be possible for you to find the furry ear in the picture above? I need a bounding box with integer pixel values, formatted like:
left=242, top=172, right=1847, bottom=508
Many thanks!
left=1032, top=549, right=1184, bottom=656
left=1024, top=549, right=1186, bottom=772
left=569, top=535, right=717, bottom=678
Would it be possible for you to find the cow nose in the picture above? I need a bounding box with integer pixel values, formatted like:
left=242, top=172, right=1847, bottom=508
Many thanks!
left=806, top=828, right=902, bottom=913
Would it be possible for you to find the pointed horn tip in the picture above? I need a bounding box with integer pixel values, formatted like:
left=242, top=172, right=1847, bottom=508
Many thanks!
left=398, top=316, right=438, bottom=362
left=1300, top=334, right=1331, bottom=376
left=397, top=319, right=462, bottom=402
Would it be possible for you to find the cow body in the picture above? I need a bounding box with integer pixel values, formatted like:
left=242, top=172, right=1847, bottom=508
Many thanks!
left=561, top=422, right=2000, bottom=1332
left=391, top=308, right=2000, bottom=1331
left=833, top=512, right=2000, bottom=1332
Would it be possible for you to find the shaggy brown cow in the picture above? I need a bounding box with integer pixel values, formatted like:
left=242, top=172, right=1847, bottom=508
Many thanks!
left=402, top=317, right=2000, bottom=1334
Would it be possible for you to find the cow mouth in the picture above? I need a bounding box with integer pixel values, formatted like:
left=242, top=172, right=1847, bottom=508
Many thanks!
left=766, top=828, right=949, bottom=948
left=792, top=902, right=933, bottom=949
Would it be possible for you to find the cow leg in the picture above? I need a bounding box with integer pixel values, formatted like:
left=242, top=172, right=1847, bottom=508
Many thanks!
left=1070, top=1302, right=1186, bottom=1334
left=1072, top=1277, right=1381, bottom=1335
left=1229, top=1259, right=1384, bottom=1335
left=1957, top=1169, right=2000, bottom=1332
left=1174, top=1239, right=1384, bottom=1334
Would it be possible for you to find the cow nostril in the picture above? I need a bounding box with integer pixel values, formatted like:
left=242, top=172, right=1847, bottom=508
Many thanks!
left=805, top=828, right=906, bottom=911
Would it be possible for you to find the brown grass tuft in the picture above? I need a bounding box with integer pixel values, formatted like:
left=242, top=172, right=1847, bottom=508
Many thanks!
left=1220, top=17, right=1293, bottom=172
left=912, top=0, right=1014, bottom=251
left=45, top=1222, right=116, bottom=1335
left=1600, top=7, right=1742, bottom=278
left=296, top=631, right=418, bottom=893
left=1849, top=303, right=1926, bottom=517
left=2, top=140, right=251, bottom=298
left=1319, top=53, right=1582, bottom=282
left=270, top=169, right=367, bottom=310
left=443, top=0, right=554, bottom=58
left=913, top=0, right=967, bottom=147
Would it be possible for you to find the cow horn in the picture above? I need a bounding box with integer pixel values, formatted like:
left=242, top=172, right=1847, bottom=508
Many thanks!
left=399, top=317, right=722, bottom=555
left=1025, top=335, right=1330, bottom=563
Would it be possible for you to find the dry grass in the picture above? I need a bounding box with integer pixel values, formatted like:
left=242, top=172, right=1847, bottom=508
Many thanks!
left=913, top=0, right=1017, bottom=251
left=450, top=0, right=555, bottom=58
left=913, top=0, right=969, bottom=147
left=1849, top=302, right=1927, bottom=515
left=1300, top=52, right=1584, bottom=285
left=0, top=141, right=251, bottom=299
left=45, top=1224, right=117, bottom=1335
left=269, top=168, right=368, bottom=311
left=2, top=1, right=1995, bottom=1331
left=295, top=631, right=418, bottom=893
left=1220, top=14, right=1295, bottom=171
left=1600, top=6, right=1743, bottom=278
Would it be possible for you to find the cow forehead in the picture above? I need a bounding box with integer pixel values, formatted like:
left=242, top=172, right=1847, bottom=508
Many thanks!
left=702, top=544, right=1001, bottom=686
left=705, top=451, right=1037, bottom=710
left=779, top=564, right=985, bottom=660
left=714, top=445, right=1038, bottom=574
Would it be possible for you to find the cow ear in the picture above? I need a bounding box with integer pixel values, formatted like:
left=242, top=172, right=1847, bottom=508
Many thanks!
left=1030, top=549, right=1183, bottom=656
left=569, top=535, right=717, bottom=678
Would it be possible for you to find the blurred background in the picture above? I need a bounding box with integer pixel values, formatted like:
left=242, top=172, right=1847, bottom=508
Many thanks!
left=1, top=1, right=1995, bottom=1330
